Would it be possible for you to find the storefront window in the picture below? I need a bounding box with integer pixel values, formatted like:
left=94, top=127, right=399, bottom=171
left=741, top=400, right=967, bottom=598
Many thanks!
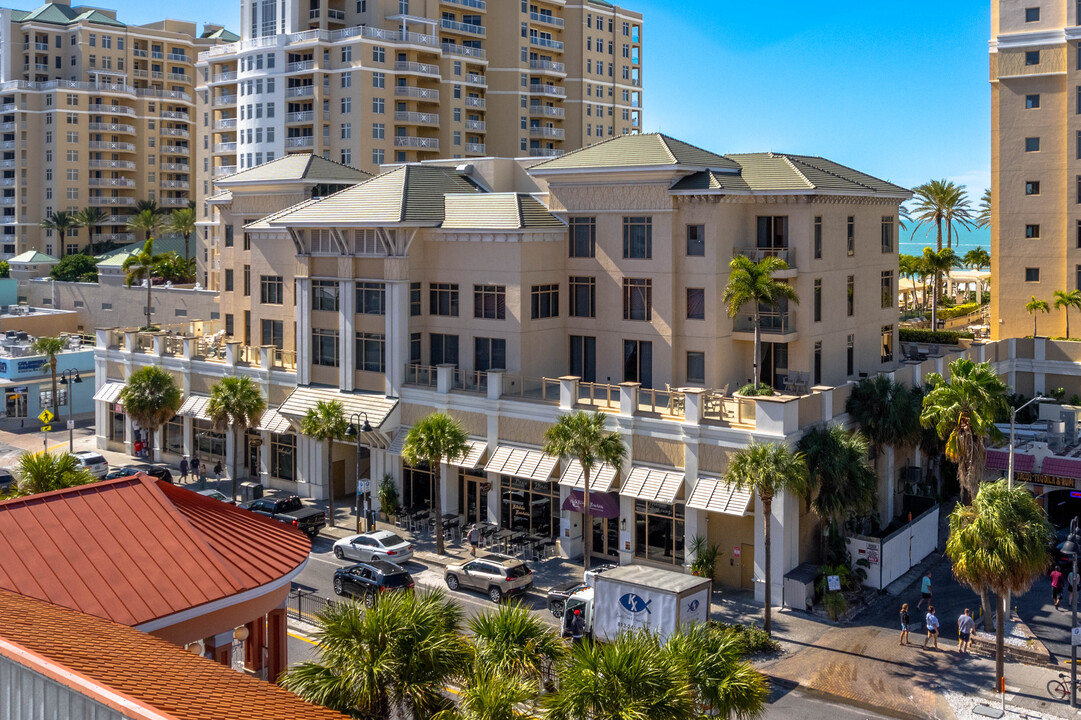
left=501, top=476, right=559, bottom=538
left=108, top=410, right=124, bottom=442
left=458, top=468, right=489, bottom=525
left=193, top=419, right=225, bottom=462
left=5, top=388, right=27, bottom=418
left=270, top=433, right=295, bottom=481
left=404, top=462, right=434, bottom=511
left=634, top=499, right=685, bottom=565
left=163, top=416, right=183, bottom=456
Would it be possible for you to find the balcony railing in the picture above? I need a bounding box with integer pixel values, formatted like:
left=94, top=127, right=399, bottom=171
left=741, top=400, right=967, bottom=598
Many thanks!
left=395, top=86, right=439, bottom=100
left=161, top=180, right=189, bottom=189
left=440, top=19, right=486, bottom=35
left=90, top=104, right=136, bottom=116
left=529, top=36, right=564, bottom=50
left=465, top=119, right=485, bottom=131
left=577, top=382, right=619, bottom=411
left=285, top=85, right=315, bottom=97
left=394, top=61, right=440, bottom=76
left=528, top=83, right=565, bottom=97
left=167, top=53, right=189, bottom=62
left=442, top=0, right=485, bottom=9
left=88, top=159, right=137, bottom=169
left=440, top=43, right=486, bottom=59
left=87, top=122, right=135, bottom=133
left=161, top=162, right=190, bottom=171
left=394, top=111, right=439, bottom=125
left=212, top=94, right=237, bottom=106
left=161, top=145, right=189, bottom=154
left=529, top=104, right=564, bottom=118
left=213, top=142, right=237, bottom=153
left=528, top=148, right=563, bottom=158
left=529, top=126, right=565, bottom=139
left=211, top=71, right=237, bottom=83
left=87, top=178, right=136, bottom=187
left=214, top=118, right=237, bottom=129
left=96, top=232, right=134, bottom=243
left=286, top=60, right=315, bottom=72
left=286, top=111, right=314, bottom=123
left=286, top=136, right=315, bottom=147
left=87, top=141, right=136, bottom=151
left=160, top=127, right=189, bottom=137
left=465, top=142, right=485, bottom=154
left=160, top=197, right=189, bottom=207
left=160, top=110, right=189, bottom=121
left=733, top=312, right=796, bottom=335
left=88, top=196, right=137, bottom=206
left=464, top=96, right=485, bottom=108
left=529, top=58, right=566, bottom=73
left=0, top=79, right=190, bottom=101
left=529, top=11, right=564, bottom=27
left=393, top=136, right=439, bottom=150
left=214, top=165, right=237, bottom=176
left=734, top=247, right=796, bottom=268
left=501, top=375, right=560, bottom=404
left=464, top=73, right=486, bottom=85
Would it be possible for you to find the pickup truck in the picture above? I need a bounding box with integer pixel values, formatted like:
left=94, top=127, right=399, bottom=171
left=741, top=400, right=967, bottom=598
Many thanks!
left=240, top=496, right=326, bottom=537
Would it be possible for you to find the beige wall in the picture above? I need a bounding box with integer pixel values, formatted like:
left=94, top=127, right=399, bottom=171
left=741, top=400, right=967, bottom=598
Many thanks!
left=21, top=278, right=219, bottom=330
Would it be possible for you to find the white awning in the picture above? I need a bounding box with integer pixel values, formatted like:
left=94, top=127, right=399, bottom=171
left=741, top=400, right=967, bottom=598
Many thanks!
left=686, top=475, right=752, bottom=516
left=558, top=459, right=619, bottom=493
left=448, top=440, right=487, bottom=469
left=484, top=445, right=558, bottom=482
left=387, top=427, right=409, bottom=456
left=278, top=386, right=398, bottom=429
left=93, top=381, right=125, bottom=404
left=620, top=466, right=685, bottom=504
left=258, top=407, right=292, bottom=435
left=176, top=394, right=212, bottom=420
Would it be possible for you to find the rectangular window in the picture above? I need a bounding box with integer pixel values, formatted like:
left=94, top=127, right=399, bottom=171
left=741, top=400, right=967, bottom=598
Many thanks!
left=847, top=275, right=855, bottom=316
left=686, top=288, right=705, bottom=320
left=1026, top=181, right=1040, bottom=195
left=1026, top=50, right=1040, bottom=65
left=881, top=270, right=893, bottom=309
left=429, top=283, right=459, bottom=316
left=1026, top=6, right=1041, bottom=21
left=261, top=319, right=284, bottom=349
left=1026, top=93, right=1040, bottom=109
left=814, top=216, right=822, bottom=259
left=847, top=334, right=855, bottom=377
left=474, top=285, right=506, bottom=319
left=410, top=332, right=421, bottom=365
left=430, top=333, right=459, bottom=367
left=474, top=337, right=506, bottom=372
left=622, top=216, right=652, bottom=259
left=847, top=216, right=855, bottom=256
left=260, top=275, right=284, bottom=304
left=814, top=279, right=822, bottom=321
left=225, top=314, right=234, bottom=336
left=569, top=335, right=597, bottom=382
left=623, top=278, right=652, bottom=321
left=312, top=280, right=340, bottom=311
left=1026, top=224, right=1040, bottom=238
left=356, top=332, right=386, bottom=372
left=686, top=351, right=705, bottom=385
left=1026, top=267, right=1040, bottom=282
left=531, top=284, right=559, bottom=319
left=622, top=339, right=652, bottom=388
left=224, top=269, right=234, bottom=292
left=814, top=341, right=822, bottom=386
left=881, top=216, right=894, bottom=253
left=1026, top=137, right=1041, bottom=152
left=410, top=281, right=421, bottom=316
left=570, top=276, right=596, bottom=318
left=357, top=282, right=386, bottom=315
left=312, top=329, right=339, bottom=366
left=686, top=224, right=705, bottom=256
left=881, top=325, right=894, bottom=364
left=224, top=225, right=234, bottom=247
left=569, top=217, right=596, bottom=257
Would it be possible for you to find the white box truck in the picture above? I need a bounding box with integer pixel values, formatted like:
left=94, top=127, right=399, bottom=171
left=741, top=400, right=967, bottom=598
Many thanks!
left=561, top=565, right=711, bottom=642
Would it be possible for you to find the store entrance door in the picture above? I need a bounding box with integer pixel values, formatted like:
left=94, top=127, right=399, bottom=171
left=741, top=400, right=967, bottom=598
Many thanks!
left=460, top=470, right=489, bottom=526
left=592, top=517, right=620, bottom=561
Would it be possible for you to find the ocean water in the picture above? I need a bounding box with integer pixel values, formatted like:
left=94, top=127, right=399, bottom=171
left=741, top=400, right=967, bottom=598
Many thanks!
left=899, top=225, right=991, bottom=260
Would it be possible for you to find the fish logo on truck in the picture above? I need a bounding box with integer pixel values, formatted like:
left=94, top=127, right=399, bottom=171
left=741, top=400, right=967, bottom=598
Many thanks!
left=687, top=599, right=700, bottom=612
left=619, top=593, right=652, bottom=614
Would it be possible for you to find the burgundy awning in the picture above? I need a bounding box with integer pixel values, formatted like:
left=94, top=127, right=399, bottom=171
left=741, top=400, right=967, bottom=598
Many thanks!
left=561, top=490, right=620, bottom=519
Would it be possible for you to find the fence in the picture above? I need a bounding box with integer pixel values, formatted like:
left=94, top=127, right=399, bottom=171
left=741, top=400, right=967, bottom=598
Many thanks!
left=287, top=586, right=336, bottom=624
left=846, top=495, right=939, bottom=590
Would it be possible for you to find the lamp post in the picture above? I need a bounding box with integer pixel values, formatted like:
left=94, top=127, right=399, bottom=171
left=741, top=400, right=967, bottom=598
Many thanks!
left=57, top=369, right=81, bottom=453
left=1008, top=394, right=1051, bottom=489
left=345, top=412, right=373, bottom=533
left=1062, top=516, right=1081, bottom=708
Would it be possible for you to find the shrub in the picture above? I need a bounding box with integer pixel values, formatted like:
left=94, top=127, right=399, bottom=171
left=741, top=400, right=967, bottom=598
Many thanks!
left=706, top=621, right=780, bottom=657
left=936, top=302, right=980, bottom=320
left=737, top=383, right=775, bottom=396
left=0, top=260, right=9, bottom=278
left=377, top=473, right=400, bottom=517
left=823, top=592, right=848, bottom=621
left=50, top=254, right=98, bottom=282
left=899, top=328, right=974, bottom=345
left=816, top=563, right=857, bottom=595
left=689, top=536, right=720, bottom=580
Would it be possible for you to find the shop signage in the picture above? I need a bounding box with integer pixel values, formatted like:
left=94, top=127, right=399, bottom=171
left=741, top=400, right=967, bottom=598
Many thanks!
left=732, top=545, right=741, bottom=558
left=561, top=490, right=619, bottom=519
left=1016, top=471, right=1078, bottom=489
left=0, top=358, right=46, bottom=377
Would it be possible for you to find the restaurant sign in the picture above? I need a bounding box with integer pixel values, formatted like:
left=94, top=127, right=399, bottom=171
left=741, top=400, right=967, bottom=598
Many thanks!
left=1015, top=471, right=1078, bottom=489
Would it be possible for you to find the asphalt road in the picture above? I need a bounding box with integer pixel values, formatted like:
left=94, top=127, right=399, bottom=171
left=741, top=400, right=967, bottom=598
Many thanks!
left=763, top=687, right=893, bottom=720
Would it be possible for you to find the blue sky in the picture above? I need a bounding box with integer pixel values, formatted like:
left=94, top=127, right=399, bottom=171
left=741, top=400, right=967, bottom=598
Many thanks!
left=105, top=0, right=992, bottom=248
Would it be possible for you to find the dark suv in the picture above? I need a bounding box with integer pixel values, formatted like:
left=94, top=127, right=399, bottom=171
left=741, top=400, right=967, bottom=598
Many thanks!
left=333, top=560, right=415, bottom=607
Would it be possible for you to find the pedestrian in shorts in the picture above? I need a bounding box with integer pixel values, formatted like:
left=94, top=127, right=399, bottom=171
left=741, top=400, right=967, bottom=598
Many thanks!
left=922, top=606, right=940, bottom=650
left=917, top=571, right=932, bottom=610
left=899, top=602, right=911, bottom=646
left=957, top=608, right=974, bottom=653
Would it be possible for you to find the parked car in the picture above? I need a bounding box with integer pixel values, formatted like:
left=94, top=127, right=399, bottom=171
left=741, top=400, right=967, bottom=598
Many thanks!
left=195, top=489, right=234, bottom=504
left=332, top=530, right=414, bottom=564
left=0, top=468, right=15, bottom=494
left=444, top=555, right=533, bottom=603
left=333, top=560, right=414, bottom=607
left=105, top=464, right=173, bottom=483
left=239, top=495, right=326, bottom=537
left=72, top=451, right=109, bottom=479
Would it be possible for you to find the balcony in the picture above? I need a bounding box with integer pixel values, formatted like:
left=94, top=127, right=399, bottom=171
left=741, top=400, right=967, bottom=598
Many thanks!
left=0, top=197, right=16, bottom=207
left=530, top=36, right=564, bottom=51
left=0, top=141, right=14, bottom=150
left=213, top=142, right=237, bottom=153
left=151, top=51, right=164, bottom=59
left=34, top=63, right=48, bottom=72
left=285, top=85, right=315, bottom=98
left=161, top=180, right=189, bottom=189
left=529, top=104, right=564, bottom=118
left=395, top=86, right=440, bottom=101
left=131, top=69, right=148, bottom=79
left=214, top=165, right=237, bottom=177
left=87, top=178, right=136, bottom=188
left=160, top=197, right=189, bottom=207
left=87, top=141, right=136, bottom=152
left=90, top=104, right=136, bottom=117
left=0, top=122, right=13, bottom=132
left=286, top=60, right=315, bottom=73
left=464, top=119, right=485, bottom=131
left=464, top=96, right=485, bottom=109
left=214, top=118, right=237, bottom=129
left=87, top=122, right=135, bottom=133
left=34, top=42, right=49, bottom=51
left=733, top=247, right=797, bottom=273
left=89, top=197, right=137, bottom=206
left=133, top=48, right=147, bottom=58
left=0, top=160, right=15, bottom=168
left=160, top=127, right=189, bottom=138
left=529, top=58, right=566, bottom=74
left=440, top=19, right=485, bottom=36
left=732, top=311, right=798, bottom=342
left=463, top=72, right=486, bottom=85
left=529, top=11, right=564, bottom=27
left=394, top=111, right=439, bottom=126
left=160, top=110, right=189, bottom=120
left=308, top=7, right=345, bottom=20
left=394, top=61, right=440, bottom=76
left=0, top=179, right=13, bottom=187
left=161, top=162, right=190, bottom=171
left=211, top=71, right=237, bottom=83
left=529, top=126, right=565, bottom=139
left=528, top=148, right=563, bottom=158
left=0, top=104, right=15, bottom=113
left=100, top=215, right=127, bottom=224
left=528, top=83, right=565, bottom=97
left=393, top=136, right=439, bottom=150
left=161, top=145, right=189, bottom=154
left=441, top=0, right=486, bottom=9
left=88, top=159, right=136, bottom=169
left=212, top=94, right=237, bottom=106
left=440, top=43, right=486, bottom=60
left=96, top=232, right=135, bottom=243
left=286, top=111, right=314, bottom=123
left=167, top=53, right=189, bottom=62
left=465, top=142, right=485, bottom=154
left=286, top=136, right=314, bottom=148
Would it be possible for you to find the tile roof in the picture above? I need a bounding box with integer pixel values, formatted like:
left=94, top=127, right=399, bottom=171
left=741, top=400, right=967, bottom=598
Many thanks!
left=986, top=449, right=1034, bottom=472
left=441, top=193, right=565, bottom=230
left=245, top=197, right=321, bottom=230
left=8, top=250, right=58, bottom=264
left=11, top=3, right=125, bottom=27
left=0, top=475, right=310, bottom=627
left=278, top=386, right=398, bottom=429
left=215, top=153, right=370, bottom=186
left=530, top=133, right=740, bottom=172
left=0, top=589, right=350, bottom=720
left=202, top=27, right=240, bottom=41
left=701, top=153, right=910, bottom=195
left=1040, top=456, right=1081, bottom=479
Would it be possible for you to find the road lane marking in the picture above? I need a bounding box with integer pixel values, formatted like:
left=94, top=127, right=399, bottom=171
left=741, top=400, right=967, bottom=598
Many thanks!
left=289, top=631, right=318, bottom=646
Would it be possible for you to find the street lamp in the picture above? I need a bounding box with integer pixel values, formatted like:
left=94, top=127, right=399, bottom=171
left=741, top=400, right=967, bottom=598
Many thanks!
left=1008, top=394, right=1053, bottom=489
left=57, top=369, right=81, bottom=453
left=345, top=412, right=373, bottom=533
left=1062, top=516, right=1081, bottom=708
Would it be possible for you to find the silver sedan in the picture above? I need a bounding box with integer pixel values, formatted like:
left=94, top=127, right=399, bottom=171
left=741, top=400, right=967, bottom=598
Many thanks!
left=332, top=530, right=414, bottom=564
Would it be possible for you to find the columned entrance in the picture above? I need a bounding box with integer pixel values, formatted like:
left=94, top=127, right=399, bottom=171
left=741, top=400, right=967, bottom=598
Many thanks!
left=458, top=468, right=489, bottom=526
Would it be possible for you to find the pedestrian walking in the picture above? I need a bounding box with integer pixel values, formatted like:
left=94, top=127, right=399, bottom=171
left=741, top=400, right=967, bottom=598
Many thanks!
left=917, top=571, right=932, bottom=610
left=1051, top=566, right=1065, bottom=609
left=468, top=523, right=480, bottom=556
left=899, top=602, right=911, bottom=646
left=213, top=460, right=223, bottom=480
left=957, top=608, right=974, bottom=653
left=190, top=456, right=200, bottom=477
left=198, top=464, right=207, bottom=489
left=922, top=606, right=940, bottom=650
left=179, top=457, right=189, bottom=483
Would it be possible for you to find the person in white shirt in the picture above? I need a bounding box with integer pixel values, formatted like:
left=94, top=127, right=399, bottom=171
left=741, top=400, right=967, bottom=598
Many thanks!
left=922, top=606, right=940, bottom=650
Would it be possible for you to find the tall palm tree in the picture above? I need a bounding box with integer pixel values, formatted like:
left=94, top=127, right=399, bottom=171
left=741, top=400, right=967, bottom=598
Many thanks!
left=922, top=246, right=961, bottom=330
left=119, top=366, right=182, bottom=463
left=127, top=208, right=163, bottom=242
left=1026, top=295, right=1050, bottom=338
left=724, top=442, right=807, bottom=635
left=32, top=335, right=65, bottom=418
left=899, top=254, right=922, bottom=310
left=943, top=186, right=975, bottom=249
left=920, top=357, right=1008, bottom=505
left=403, top=412, right=468, bottom=555
left=963, top=246, right=991, bottom=272
left=122, top=238, right=163, bottom=330
left=300, top=399, right=348, bottom=529
left=845, top=375, right=923, bottom=473
left=946, top=479, right=1051, bottom=689
left=722, top=255, right=800, bottom=389
left=165, top=207, right=196, bottom=266
left=73, top=206, right=108, bottom=253
left=543, top=411, right=626, bottom=573
left=1054, top=289, right=1081, bottom=340
left=12, top=451, right=95, bottom=496
left=135, top=198, right=166, bottom=216
left=284, top=588, right=469, bottom=719
left=797, top=425, right=877, bottom=529
left=468, top=602, right=565, bottom=681
left=206, top=376, right=266, bottom=499
left=664, top=624, right=769, bottom=719
left=910, top=179, right=972, bottom=250
left=437, top=666, right=536, bottom=720
left=976, top=187, right=991, bottom=229
left=39, top=210, right=77, bottom=259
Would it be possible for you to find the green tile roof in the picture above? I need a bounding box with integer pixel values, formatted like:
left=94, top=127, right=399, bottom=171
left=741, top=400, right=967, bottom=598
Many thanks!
left=10, top=3, right=125, bottom=27
left=531, top=133, right=740, bottom=172
left=202, top=27, right=239, bottom=41
left=244, top=197, right=321, bottom=230
left=441, top=193, right=564, bottom=230
left=215, top=154, right=370, bottom=185
left=100, top=234, right=188, bottom=259
left=672, top=153, right=910, bottom=196
left=9, top=250, right=58, bottom=264
left=95, top=251, right=133, bottom=268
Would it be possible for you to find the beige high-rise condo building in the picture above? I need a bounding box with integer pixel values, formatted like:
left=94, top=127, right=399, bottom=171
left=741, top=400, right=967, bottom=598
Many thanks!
left=0, top=0, right=236, bottom=259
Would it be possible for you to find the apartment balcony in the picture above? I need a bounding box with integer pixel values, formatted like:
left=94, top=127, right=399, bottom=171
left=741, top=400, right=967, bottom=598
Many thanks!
left=214, top=165, right=237, bottom=177
left=87, top=159, right=135, bottom=170
left=150, top=70, right=165, bottom=80
left=463, top=72, right=486, bottom=86
left=96, top=232, right=135, bottom=243
left=33, top=42, right=49, bottom=51
left=395, top=86, right=440, bottom=101
left=131, top=69, right=148, bottom=79
left=88, top=178, right=136, bottom=188
left=528, top=148, right=563, bottom=158
left=440, top=43, right=487, bottom=60
left=0, top=179, right=14, bottom=187
left=529, top=58, right=566, bottom=75
left=100, top=215, right=127, bottom=224
left=34, top=63, right=48, bottom=72
left=286, top=111, right=314, bottom=123
left=0, top=216, right=16, bottom=223
left=465, top=119, right=485, bottom=131
left=733, top=247, right=797, bottom=274
left=285, top=85, right=315, bottom=98
left=89, top=197, right=137, bottom=206
left=465, top=142, right=485, bottom=155
left=286, top=136, right=315, bottom=148
left=440, top=19, right=485, bottom=36
left=161, top=162, right=190, bottom=171
left=160, top=127, right=189, bottom=138
left=151, top=51, right=164, bottom=59
left=308, top=7, right=345, bottom=21
left=464, top=96, right=485, bottom=109
left=0, top=104, right=15, bottom=113
left=160, top=197, right=189, bottom=207
left=161, top=145, right=189, bottom=155
left=0, top=197, right=15, bottom=206
left=213, top=142, right=237, bottom=153
left=160, top=110, right=189, bottom=121
left=442, top=0, right=485, bottom=9
left=732, top=312, right=798, bottom=342
left=529, top=126, right=565, bottom=139
left=529, top=104, right=564, bottom=118
left=528, top=84, right=565, bottom=97
left=0, top=122, right=13, bottom=132
left=286, top=60, right=315, bottom=73
left=211, top=71, right=237, bottom=83
left=0, top=160, right=14, bottom=169
left=214, top=118, right=237, bottom=130
left=529, top=36, right=564, bottom=51
left=168, top=73, right=191, bottom=84
left=394, top=111, right=439, bottom=126
left=0, top=141, right=14, bottom=150
left=393, top=135, right=439, bottom=150
left=133, top=48, right=147, bottom=58
left=394, top=61, right=440, bottom=77
left=529, top=11, right=564, bottom=27
left=87, top=141, right=136, bottom=152
left=161, top=180, right=189, bottom=189
left=212, top=94, right=237, bottom=106
left=87, top=122, right=135, bottom=134
left=90, top=104, right=136, bottom=117
left=167, top=53, right=189, bottom=62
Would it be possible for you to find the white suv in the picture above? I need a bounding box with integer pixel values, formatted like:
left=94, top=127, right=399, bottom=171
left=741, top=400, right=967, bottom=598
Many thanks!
left=72, top=451, right=109, bottom=478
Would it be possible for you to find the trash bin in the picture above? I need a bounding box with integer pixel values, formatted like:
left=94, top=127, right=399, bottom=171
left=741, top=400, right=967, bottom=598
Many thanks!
left=240, top=481, right=264, bottom=502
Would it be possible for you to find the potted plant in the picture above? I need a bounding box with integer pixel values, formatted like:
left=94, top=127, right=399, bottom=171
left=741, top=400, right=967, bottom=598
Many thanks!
left=376, top=473, right=400, bottom=522
left=688, top=535, right=720, bottom=580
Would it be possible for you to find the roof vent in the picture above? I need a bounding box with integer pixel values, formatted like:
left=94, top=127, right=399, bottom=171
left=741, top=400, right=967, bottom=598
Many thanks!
left=455, top=164, right=474, bottom=176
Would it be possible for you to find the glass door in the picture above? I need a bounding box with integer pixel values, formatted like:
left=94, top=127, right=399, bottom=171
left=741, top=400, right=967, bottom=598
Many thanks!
left=592, top=517, right=620, bottom=560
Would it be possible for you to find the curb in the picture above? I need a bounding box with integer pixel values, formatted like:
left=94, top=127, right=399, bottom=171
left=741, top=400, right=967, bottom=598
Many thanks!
left=765, top=674, right=928, bottom=720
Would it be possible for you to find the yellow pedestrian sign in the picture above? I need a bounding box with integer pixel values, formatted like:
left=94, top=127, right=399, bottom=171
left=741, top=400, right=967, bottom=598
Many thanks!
left=38, top=409, right=54, bottom=424
left=40, top=424, right=51, bottom=432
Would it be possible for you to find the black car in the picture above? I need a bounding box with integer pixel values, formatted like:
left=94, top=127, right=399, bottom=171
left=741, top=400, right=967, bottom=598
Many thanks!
left=0, top=468, right=14, bottom=495
left=106, top=464, right=174, bottom=483
left=333, top=560, right=414, bottom=607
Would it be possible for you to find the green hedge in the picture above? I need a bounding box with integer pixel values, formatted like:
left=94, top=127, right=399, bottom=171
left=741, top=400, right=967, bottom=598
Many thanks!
left=899, top=328, right=974, bottom=345
left=936, top=302, right=981, bottom=320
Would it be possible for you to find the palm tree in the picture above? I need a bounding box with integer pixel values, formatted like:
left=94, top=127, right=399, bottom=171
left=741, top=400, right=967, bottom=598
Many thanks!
left=165, top=207, right=196, bottom=266
left=119, top=366, right=182, bottom=463
left=300, top=400, right=348, bottom=529
left=963, top=246, right=991, bottom=272
left=403, top=412, right=468, bottom=555
left=206, top=376, right=266, bottom=499
left=910, top=179, right=972, bottom=250
left=920, top=357, right=1008, bottom=505
left=543, top=411, right=626, bottom=573
left=845, top=375, right=922, bottom=473
left=127, top=208, right=163, bottom=242
left=943, top=186, right=975, bottom=249
left=722, top=255, right=800, bottom=389
left=32, top=335, right=65, bottom=418
left=946, top=479, right=1051, bottom=689
left=922, top=246, right=961, bottom=330
left=797, top=425, right=877, bottom=529
left=122, top=238, right=162, bottom=330
left=284, top=588, right=469, bottom=719
left=154, top=251, right=194, bottom=284
left=1026, top=295, right=1050, bottom=338
left=664, top=624, right=769, bottom=719
left=724, top=442, right=807, bottom=635
left=899, top=254, right=922, bottom=310
left=468, top=602, right=565, bottom=681
left=13, top=451, right=95, bottom=496
left=135, top=198, right=166, bottom=216
left=39, top=210, right=77, bottom=259
left=976, top=187, right=991, bottom=229
left=1054, top=289, right=1081, bottom=340
left=437, top=667, right=537, bottom=720
left=73, top=206, right=108, bottom=253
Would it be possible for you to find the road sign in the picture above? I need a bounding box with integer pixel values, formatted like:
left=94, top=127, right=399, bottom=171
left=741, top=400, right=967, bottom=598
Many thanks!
left=1073, top=627, right=1081, bottom=646
left=66, top=420, right=74, bottom=430
left=40, top=424, right=51, bottom=432
left=38, top=409, right=53, bottom=423
left=827, top=575, right=841, bottom=592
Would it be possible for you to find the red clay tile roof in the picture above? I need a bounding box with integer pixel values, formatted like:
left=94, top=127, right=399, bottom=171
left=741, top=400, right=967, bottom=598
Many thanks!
left=0, top=589, right=350, bottom=720
left=0, top=475, right=310, bottom=626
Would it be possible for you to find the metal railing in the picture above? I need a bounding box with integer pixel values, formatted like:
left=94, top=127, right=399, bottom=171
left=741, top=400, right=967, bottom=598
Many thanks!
left=702, top=393, right=756, bottom=426
left=442, top=0, right=485, bottom=9
left=87, top=122, right=135, bottom=133
left=528, top=83, right=566, bottom=97
left=285, top=85, right=315, bottom=97
left=464, top=96, right=485, bottom=108
left=213, top=118, right=237, bottom=129
left=211, top=71, right=237, bottom=83
left=733, top=312, right=796, bottom=335
left=465, top=143, right=485, bottom=154
left=405, top=363, right=436, bottom=387
left=0, top=79, right=190, bottom=101
left=638, top=388, right=685, bottom=418
left=287, top=586, right=335, bottom=624
left=212, top=94, right=237, bottom=106
left=393, top=136, right=439, bottom=150
left=160, top=110, right=190, bottom=121
left=529, top=126, right=565, bottom=139
left=441, top=43, right=486, bottom=59
left=501, top=375, right=559, bottom=403
left=394, top=111, right=439, bottom=125
left=464, top=73, right=486, bottom=85
left=578, top=382, right=619, bottom=410
left=529, top=58, right=566, bottom=73
left=286, top=136, right=315, bottom=147
left=529, top=36, right=564, bottom=50
left=441, top=19, right=486, bottom=35
left=394, top=61, right=440, bottom=75
left=528, top=148, right=563, bottom=158
left=529, top=104, right=565, bottom=117
left=89, top=104, right=136, bottom=117
left=87, top=141, right=136, bottom=151
left=734, top=246, right=796, bottom=267
left=287, top=60, right=316, bottom=72
left=395, top=86, right=439, bottom=100
left=286, top=111, right=314, bottom=123
left=465, top=119, right=485, bottom=131
left=88, top=159, right=136, bottom=169
left=529, top=11, right=564, bottom=27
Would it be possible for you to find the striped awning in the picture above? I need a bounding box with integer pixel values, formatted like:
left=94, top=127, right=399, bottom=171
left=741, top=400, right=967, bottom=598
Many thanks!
left=484, top=445, right=558, bottom=482
left=686, top=475, right=753, bottom=516
left=387, top=427, right=409, bottom=456
left=176, top=394, right=212, bottom=420
left=620, top=466, right=685, bottom=504
left=93, top=381, right=125, bottom=404
left=448, top=440, right=487, bottom=469
left=278, top=386, right=398, bottom=429
left=258, top=407, right=292, bottom=434
left=559, top=460, right=619, bottom=493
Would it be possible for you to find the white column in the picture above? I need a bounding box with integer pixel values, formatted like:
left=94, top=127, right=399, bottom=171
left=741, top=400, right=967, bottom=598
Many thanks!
left=753, top=488, right=797, bottom=606
left=296, top=278, right=312, bottom=386
left=440, top=461, right=456, bottom=516
left=183, top=417, right=193, bottom=458
left=225, top=428, right=236, bottom=480
left=259, top=431, right=271, bottom=485
left=385, top=275, right=410, bottom=397
left=340, top=279, right=355, bottom=391
left=124, top=412, right=134, bottom=456
left=682, top=425, right=703, bottom=569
